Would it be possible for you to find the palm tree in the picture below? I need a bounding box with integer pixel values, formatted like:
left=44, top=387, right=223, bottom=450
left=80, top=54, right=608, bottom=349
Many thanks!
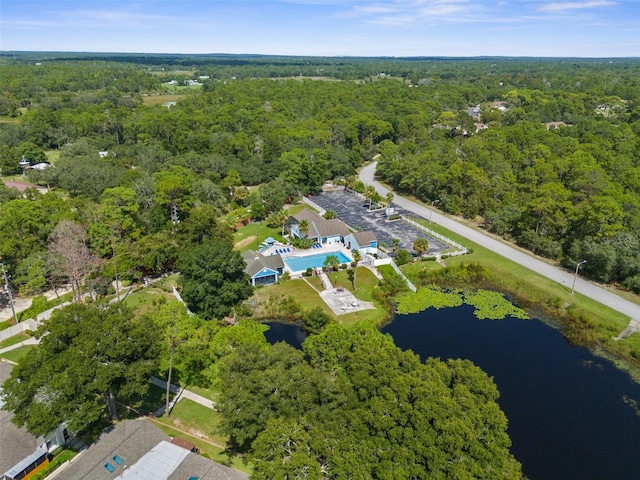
left=364, top=185, right=376, bottom=209
left=298, top=219, right=309, bottom=238
left=391, top=238, right=400, bottom=254
left=413, top=238, right=429, bottom=257
left=323, top=254, right=339, bottom=272
left=386, top=192, right=394, bottom=207
left=352, top=249, right=361, bottom=289
left=274, top=209, right=288, bottom=238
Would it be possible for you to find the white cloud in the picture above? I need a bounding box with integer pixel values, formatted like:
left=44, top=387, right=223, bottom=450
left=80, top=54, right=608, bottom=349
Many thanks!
left=539, top=1, right=617, bottom=12
left=344, top=0, right=482, bottom=26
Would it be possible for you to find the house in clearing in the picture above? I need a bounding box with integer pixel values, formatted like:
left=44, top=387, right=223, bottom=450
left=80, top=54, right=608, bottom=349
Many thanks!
left=243, top=250, right=285, bottom=286
left=344, top=230, right=378, bottom=255
left=286, top=208, right=349, bottom=245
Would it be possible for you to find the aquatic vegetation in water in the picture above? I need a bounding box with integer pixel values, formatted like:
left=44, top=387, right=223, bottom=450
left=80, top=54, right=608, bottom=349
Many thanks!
left=396, top=286, right=463, bottom=314
left=397, top=287, right=528, bottom=320
left=463, top=290, right=528, bottom=320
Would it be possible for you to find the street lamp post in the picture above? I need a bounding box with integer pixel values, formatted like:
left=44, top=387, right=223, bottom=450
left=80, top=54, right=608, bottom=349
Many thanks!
left=430, top=200, right=440, bottom=223
left=571, top=260, right=587, bottom=294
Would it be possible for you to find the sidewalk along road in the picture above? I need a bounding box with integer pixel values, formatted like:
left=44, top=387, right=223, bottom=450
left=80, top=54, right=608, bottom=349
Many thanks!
left=359, top=161, right=640, bottom=329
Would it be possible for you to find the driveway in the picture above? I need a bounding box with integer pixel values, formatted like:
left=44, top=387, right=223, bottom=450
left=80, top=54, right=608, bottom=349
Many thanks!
left=310, top=189, right=450, bottom=256
left=359, top=161, right=640, bottom=332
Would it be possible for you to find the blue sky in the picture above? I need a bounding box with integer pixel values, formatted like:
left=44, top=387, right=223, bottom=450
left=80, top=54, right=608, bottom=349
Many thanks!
left=1, top=1, right=638, bottom=57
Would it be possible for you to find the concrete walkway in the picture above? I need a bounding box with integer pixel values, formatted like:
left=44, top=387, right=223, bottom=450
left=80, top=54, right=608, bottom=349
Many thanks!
left=0, top=337, right=39, bottom=356
left=150, top=376, right=216, bottom=416
left=317, top=271, right=375, bottom=316
left=360, top=161, right=640, bottom=338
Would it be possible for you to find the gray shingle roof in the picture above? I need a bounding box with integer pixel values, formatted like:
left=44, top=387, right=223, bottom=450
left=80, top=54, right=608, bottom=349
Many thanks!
left=0, top=361, right=43, bottom=475
left=60, top=418, right=247, bottom=480
left=291, top=208, right=349, bottom=239
left=243, top=250, right=284, bottom=277
left=352, top=230, right=376, bottom=246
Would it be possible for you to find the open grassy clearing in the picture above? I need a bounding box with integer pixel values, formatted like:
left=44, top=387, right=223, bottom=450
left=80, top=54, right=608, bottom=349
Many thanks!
left=250, top=278, right=331, bottom=318
left=0, top=115, right=20, bottom=124
left=121, top=285, right=174, bottom=315
left=233, top=222, right=284, bottom=253
left=45, top=150, right=61, bottom=163
left=149, top=70, right=196, bottom=77
left=142, top=93, right=187, bottom=106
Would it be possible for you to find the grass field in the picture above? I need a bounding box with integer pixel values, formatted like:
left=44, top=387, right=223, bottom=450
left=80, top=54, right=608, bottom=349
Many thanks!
left=45, top=150, right=61, bottom=163
left=121, top=285, right=175, bottom=315
left=233, top=222, right=284, bottom=253
left=142, top=93, right=187, bottom=106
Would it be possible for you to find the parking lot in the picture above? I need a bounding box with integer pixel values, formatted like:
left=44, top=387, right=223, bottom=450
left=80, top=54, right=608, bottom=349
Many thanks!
left=309, top=189, right=450, bottom=256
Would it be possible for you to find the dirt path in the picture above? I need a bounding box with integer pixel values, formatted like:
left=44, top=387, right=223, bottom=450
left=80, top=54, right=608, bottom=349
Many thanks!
left=148, top=417, right=228, bottom=451
left=234, top=235, right=257, bottom=250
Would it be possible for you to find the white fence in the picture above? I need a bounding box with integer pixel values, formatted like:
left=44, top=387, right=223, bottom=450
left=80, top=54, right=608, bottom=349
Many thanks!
left=0, top=321, right=32, bottom=342
left=301, top=196, right=326, bottom=216
left=372, top=255, right=417, bottom=293
left=401, top=216, right=468, bottom=256
left=0, top=302, right=70, bottom=342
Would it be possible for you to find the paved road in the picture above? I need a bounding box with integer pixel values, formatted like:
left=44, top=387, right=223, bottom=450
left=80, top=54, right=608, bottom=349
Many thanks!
left=360, top=162, right=640, bottom=331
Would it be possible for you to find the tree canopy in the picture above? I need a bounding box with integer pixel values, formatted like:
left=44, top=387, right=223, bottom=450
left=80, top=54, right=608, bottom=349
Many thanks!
left=2, top=303, right=160, bottom=435
left=217, top=323, right=522, bottom=479
left=177, top=238, right=254, bottom=320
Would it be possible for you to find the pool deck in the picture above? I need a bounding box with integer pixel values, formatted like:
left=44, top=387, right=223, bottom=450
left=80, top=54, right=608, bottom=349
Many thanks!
left=261, top=242, right=374, bottom=315
left=262, top=242, right=353, bottom=275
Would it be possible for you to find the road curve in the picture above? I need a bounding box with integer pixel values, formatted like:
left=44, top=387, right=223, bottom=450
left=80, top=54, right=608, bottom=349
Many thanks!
left=360, top=161, right=640, bottom=327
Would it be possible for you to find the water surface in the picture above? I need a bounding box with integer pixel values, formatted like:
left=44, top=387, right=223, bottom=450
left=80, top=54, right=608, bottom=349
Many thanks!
left=265, top=310, right=640, bottom=479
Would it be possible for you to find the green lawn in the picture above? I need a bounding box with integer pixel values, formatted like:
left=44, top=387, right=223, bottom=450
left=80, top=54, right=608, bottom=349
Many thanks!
left=45, top=150, right=61, bottom=163
left=251, top=278, right=332, bottom=318
left=233, top=222, right=285, bottom=253
left=0, top=115, right=20, bottom=124
left=154, top=398, right=252, bottom=474
left=0, top=344, right=35, bottom=363
left=121, top=286, right=174, bottom=315
left=0, top=332, right=31, bottom=349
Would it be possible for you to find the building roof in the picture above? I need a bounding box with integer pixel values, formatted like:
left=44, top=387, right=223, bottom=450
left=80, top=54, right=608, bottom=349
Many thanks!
left=170, top=436, right=196, bottom=452
left=0, top=361, right=44, bottom=475
left=243, top=250, right=285, bottom=278
left=60, top=419, right=247, bottom=480
left=291, top=208, right=349, bottom=239
left=352, top=230, right=377, bottom=247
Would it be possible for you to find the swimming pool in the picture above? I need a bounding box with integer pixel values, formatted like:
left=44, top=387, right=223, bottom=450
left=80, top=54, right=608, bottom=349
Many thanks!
left=283, top=251, right=352, bottom=272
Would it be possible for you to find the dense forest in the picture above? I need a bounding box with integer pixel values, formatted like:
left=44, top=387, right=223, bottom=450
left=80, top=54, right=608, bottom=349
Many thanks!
left=2, top=53, right=639, bottom=478
left=1, top=54, right=639, bottom=296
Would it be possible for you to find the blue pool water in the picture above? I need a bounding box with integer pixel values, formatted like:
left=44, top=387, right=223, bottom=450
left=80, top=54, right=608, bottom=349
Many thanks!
left=283, top=251, right=351, bottom=272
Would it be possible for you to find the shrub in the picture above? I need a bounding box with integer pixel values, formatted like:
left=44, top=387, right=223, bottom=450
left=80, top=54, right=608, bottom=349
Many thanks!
left=340, top=263, right=348, bottom=270
left=18, top=295, right=49, bottom=321
left=395, top=249, right=413, bottom=266
left=304, top=267, right=313, bottom=277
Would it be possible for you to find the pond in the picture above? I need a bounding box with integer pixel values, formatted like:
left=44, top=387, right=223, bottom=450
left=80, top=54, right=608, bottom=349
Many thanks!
left=265, top=306, right=640, bottom=479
